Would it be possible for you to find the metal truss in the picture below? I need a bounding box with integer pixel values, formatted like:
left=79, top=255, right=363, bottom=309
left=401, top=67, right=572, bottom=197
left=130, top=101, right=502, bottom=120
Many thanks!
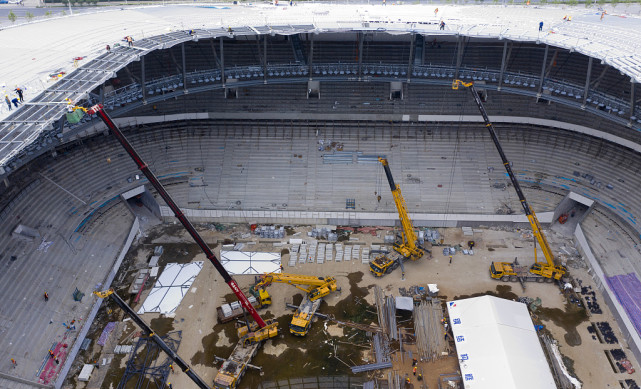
left=117, top=330, right=182, bottom=389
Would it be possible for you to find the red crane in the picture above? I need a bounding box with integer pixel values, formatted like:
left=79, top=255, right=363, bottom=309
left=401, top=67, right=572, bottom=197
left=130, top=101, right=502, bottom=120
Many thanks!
left=87, top=104, right=267, bottom=328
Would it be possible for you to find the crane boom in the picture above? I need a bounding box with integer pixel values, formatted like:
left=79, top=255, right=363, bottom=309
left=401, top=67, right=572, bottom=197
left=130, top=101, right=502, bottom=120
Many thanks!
left=254, top=273, right=339, bottom=301
left=88, top=104, right=267, bottom=328
left=379, top=157, right=423, bottom=261
left=452, top=80, right=566, bottom=280
left=94, top=290, right=210, bottom=389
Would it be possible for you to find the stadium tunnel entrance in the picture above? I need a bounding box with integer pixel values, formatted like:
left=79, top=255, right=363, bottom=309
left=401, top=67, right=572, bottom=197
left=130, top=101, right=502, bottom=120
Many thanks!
left=121, top=184, right=161, bottom=221
left=551, top=191, right=594, bottom=237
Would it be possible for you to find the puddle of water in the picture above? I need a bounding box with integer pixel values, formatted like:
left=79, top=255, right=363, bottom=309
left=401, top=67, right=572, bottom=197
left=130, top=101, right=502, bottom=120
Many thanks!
left=452, top=284, right=519, bottom=301
left=536, top=303, right=587, bottom=346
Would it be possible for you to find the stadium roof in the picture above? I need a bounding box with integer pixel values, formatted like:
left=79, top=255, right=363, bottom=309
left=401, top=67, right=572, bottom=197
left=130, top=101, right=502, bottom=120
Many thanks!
left=1, top=3, right=640, bottom=172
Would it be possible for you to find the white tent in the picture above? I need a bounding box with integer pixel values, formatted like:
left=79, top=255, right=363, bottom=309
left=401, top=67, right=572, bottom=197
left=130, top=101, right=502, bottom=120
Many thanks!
left=446, top=295, right=555, bottom=389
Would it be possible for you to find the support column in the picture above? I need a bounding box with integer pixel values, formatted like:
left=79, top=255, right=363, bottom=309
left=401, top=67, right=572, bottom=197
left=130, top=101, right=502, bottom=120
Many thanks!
left=220, top=37, right=225, bottom=88
left=537, top=45, right=549, bottom=97
left=454, top=36, right=463, bottom=80
left=498, top=41, right=508, bottom=91
left=99, top=86, right=104, bottom=105
left=308, top=34, right=314, bottom=81
left=358, top=32, right=363, bottom=81
left=630, top=80, right=636, bottom=122
left=407, top=33, right=414, bottom=83
left=582, top=57, right=593, bottom=107
left=141, top=55, right=146, bottom=104
left=264, top=35, right=268, bottom=84
left=182, top=43, right=187, bottom=93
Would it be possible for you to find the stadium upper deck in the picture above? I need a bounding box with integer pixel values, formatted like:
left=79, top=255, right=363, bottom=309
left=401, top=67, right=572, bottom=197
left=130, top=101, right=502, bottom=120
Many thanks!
left=0, top=2, right=640, bottom=175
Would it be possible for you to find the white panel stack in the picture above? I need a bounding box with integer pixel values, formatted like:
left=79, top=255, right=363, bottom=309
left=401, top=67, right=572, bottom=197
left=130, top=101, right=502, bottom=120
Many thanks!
left=317, top=243, right=326, bottom=264
left=289, top=251, right=297, bottom=267
left=335, top=243, right=344, bottom=262
left=325, top=243, right=333, bottom=262
left=308, top=243, right=317, bottom=263
left=299, top=244, right=308, bottom=264
left=345, top=246, right=352, bottom=262
left=352, top=245, right=360, bottom=261
left=362, top=247, right=370, bottom=263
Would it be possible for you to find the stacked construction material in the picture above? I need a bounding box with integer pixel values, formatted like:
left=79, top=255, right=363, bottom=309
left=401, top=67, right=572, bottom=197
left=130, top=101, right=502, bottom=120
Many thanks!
left=317, top=243, right=326, bottom=264
left=325, top=244, right=333, bottom=262
left=255, top=225, right=285, bottom=239
left=581, top=285, right=602, bottom=314
left=299, top=244, right=307, bottom=264
left=289, top=244, right=299, bottom=266
left=413, top=300, right=449, bottom=361
left=335, top=244, right=343, bottom=262
left=352, top=245, right=360, bottom=261
left=361, top=247, right=370, bottom=264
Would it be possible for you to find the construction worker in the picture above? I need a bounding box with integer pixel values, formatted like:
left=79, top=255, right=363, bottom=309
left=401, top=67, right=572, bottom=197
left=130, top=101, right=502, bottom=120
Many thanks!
left=405, top=377, right=411, bottom=385
left=10, top=358, right=17, bottom=367
left=167, top=383, right=173, bottom=389
left=417, top=373, right=423, bottom=381
left=169, top=363, right=174, bottom=373
left=412, top=357, right=417, bottom=366
left=44, top=292, right=49, bottom=302
left=413, top=366, right=417, bottom=376
left=48, top=350, right=55, bottom=359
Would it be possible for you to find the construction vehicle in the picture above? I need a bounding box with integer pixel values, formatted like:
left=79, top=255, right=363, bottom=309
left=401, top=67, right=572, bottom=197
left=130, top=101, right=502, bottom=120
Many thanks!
left=251, top=272, right=340, bottom=336
left=87, top=104, right=278, bottom=389
left=213, top=320, right=279, bottom=389
left=451, top=80, right=567, bottom=283
left=369, top=254, right=401, bottom=277
left=252, top=272, right=339, bottom=303
left=369, top=158, right=425, bottom=276
left=94, top=289, right=211, bottom=389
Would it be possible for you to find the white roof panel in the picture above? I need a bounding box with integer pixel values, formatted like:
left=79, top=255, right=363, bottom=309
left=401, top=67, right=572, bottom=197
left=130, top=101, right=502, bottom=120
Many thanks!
left=221, top=250, right=281, bottom=275
left=138, top=261, right=203, bottom=315
left=447, top=295, right=555, bottom=389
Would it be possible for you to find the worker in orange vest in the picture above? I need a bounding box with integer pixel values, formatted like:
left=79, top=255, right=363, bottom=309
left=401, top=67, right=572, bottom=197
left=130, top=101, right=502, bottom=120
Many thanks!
left=413, top=366, right=417, bottom=375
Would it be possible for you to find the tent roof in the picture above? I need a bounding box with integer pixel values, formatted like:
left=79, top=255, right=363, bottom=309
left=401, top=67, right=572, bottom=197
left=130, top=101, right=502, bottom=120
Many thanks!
left=446, top=295, right=555, bottom=389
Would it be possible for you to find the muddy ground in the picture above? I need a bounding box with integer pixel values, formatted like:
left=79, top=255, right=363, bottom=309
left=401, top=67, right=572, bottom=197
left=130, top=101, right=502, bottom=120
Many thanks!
left=67, top=223, right=641, bottom=388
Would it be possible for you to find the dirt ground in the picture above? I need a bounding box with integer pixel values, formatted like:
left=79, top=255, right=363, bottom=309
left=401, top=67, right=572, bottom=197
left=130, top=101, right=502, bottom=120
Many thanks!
left=80, top=223, right=641, bottom=389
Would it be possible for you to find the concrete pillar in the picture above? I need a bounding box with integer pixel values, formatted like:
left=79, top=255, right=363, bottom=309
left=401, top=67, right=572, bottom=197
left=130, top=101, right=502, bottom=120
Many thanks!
left=220, top=37, right=225, bottom=88
left=582, top=56, right=593, bottom=107
left=537, top=45, right=549, bottom=97
left=358, top=32, right=364, bottom=81
left=309, top=34, right=314, bottom=81
left=498, top=41, right=508, bottom=91
left=182, top=43, right=188, bottom=93
left=141, top=55, right=146, bottom=103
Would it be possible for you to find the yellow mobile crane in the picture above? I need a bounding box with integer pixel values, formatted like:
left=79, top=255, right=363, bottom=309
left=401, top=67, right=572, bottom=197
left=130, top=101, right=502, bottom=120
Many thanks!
left=452, top=80, right=567, bottom=283
left=370, top=157, right=425, bottom=277
left=251, top=272, right=340, bottom=336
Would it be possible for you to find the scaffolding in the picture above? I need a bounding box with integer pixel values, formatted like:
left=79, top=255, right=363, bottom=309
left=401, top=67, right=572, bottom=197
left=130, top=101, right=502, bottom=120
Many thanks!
left=117, top=330, right=182, bottom=389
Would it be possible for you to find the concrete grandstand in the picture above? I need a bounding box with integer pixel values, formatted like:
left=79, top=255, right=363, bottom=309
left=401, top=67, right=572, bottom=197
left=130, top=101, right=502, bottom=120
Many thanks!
left=1, top=2, right=641, bottom=388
